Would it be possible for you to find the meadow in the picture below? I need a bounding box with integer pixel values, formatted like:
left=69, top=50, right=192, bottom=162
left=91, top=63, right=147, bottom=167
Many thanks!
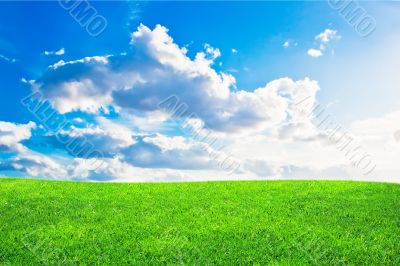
left=0, top=178, right=399, bottom=265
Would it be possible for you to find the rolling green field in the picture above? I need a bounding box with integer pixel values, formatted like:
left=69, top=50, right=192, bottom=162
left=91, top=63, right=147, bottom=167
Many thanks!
left=0, top=179, right=399, bottom=265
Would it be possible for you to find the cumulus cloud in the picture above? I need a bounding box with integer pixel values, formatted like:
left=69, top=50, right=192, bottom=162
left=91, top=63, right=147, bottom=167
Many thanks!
left=0, top=120, right=68, bottom=179
left=68, top=131, right=236, bottom=181
left=51, top=117, right=137, bottom=158
left=0, top=121, right=36, bottom=152
left=31, top=24, right=320, bottom=134
left=35, top=55, right=113, bottom=114
left=64, top=117, right=135, bottom=147
left=2, top=23, right=328, bottom=181
left=122, top=135, right=216, bottom=170
left=70, top=155, right=197, bottom=182
left=5, top=23, right=394, bottom=182
left=0, top=151, right=68, bottom=179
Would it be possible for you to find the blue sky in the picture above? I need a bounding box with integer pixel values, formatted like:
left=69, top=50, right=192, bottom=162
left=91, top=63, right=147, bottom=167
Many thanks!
left=0, top=1, right=399, bottom=182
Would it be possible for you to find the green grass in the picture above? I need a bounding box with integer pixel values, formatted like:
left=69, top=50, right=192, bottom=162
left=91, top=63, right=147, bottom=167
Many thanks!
left=0, top=179, right=399, bottom=265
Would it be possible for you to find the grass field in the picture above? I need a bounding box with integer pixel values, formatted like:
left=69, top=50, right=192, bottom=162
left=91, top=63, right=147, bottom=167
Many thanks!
left=0, top=179, right=399, bottom=265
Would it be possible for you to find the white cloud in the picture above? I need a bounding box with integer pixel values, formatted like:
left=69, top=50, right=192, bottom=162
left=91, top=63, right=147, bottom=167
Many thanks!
left=231, top=48, right=238, bottom=54
left=0, top=25, right=327, bottom=181
left=12, top=23, right=333, bottom=181
left=0, top=121, right=36, bottom=152
left=307, top=48, right=323, bottom=58
left=73, top=118, right=85, bottom=123
left=308, top=28, right=341, bottom=58
left=283, top=41, right=290, bottom=48
left=143, top=134, right=190, bottom=152
left=345, top=111, right=400, bottom=181
left=32, top=24, right=319, bottom=134
left=49, top=55, right=109, bottom=70
left=225, top=105, right=400, bottom=183
left=8, top=23, right=397, bottom=183
left=204, top=43, right=221, bottom=60
left=56, top=117, right=137, bottom=157
left=2, top=107, right=399, bottom=182
left=315, top=29, right=340, bottom=43
left=3, top=151, right=68, bottom=179
left=55, top=48, right=65, bottom=55
left=44, top=48, right=65, bottom=56
left=0, top=120, right=68, bottom=179
left=70, top=156, right=202, bottom=182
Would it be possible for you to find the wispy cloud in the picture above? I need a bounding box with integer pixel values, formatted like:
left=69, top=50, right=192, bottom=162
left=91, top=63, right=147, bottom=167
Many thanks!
left=0, top=54, right=16, bottom=63
left=43, top=48, right=65, bottom=56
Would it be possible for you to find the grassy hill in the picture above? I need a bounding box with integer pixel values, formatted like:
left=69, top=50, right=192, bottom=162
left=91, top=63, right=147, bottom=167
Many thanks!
left=0, top=179, right=399, bottom=265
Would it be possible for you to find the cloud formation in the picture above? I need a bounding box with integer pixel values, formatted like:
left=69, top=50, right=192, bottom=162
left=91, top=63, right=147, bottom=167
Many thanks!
left=44, top=48, right=65, bottom=56
left=307, top=48, right=323, bottom=58
left=33, top=24, right=319, bottom=134
left=0, top=121, right=36, bottom=152
left=308, top=28, right=341, bottom=58
left=1, top=24, right=397, bottom=182
left=0, top=121, right=68, bottom=179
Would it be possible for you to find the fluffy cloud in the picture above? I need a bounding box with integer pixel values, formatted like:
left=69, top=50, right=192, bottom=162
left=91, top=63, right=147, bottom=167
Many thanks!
left=0, top=121, right=36, bottom=152
left=70, top=156, right=200, bottom=182
left=204, top=43, right=221, bottom=60
left=4, top=23, right=396, bottom=183
left=122, top=135, right=217, bottom=170
left=315, top=29, right=340, bottom=43
left=7, top=24, right=323, bottom=181
left=0, top=121, right=68, bottom=179
left=0, top=151, right=68, bottom=179
left=58, top=117, right=136, bottom=155
left=307, top=48, right=323, bottom=58
left=32, top=24, right=319, bottom=134
left=308, top=28, right=340, bottom=58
